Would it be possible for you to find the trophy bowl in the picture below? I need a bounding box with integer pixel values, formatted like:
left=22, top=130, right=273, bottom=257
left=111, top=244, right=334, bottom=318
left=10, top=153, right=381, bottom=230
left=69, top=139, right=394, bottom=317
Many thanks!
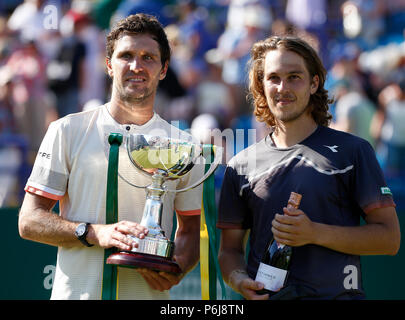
left=107, top=134, right=222, bottom=274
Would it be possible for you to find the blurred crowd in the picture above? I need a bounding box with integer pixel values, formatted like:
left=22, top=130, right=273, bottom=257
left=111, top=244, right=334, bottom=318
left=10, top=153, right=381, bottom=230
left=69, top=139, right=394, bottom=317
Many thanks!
left=0, top=0, right=404, bottom=207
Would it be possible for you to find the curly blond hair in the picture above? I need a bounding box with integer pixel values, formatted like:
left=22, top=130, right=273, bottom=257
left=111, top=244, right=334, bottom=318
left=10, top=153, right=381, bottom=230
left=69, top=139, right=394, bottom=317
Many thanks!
left=248, top=36, right=332, bottom=127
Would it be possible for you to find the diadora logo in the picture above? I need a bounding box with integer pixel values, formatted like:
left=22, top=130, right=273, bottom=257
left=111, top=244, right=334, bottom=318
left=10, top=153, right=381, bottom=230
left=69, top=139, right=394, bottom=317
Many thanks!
left=324, top=145, right=339, bottom=153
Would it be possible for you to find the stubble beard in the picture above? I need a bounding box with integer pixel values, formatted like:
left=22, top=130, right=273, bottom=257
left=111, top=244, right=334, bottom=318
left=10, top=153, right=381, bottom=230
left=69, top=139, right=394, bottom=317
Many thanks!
left=117, top=83, right=156, bottom=106
left=120, top=89, right=153, bottom=104
left=279, top=104, right=308, bottom=122
left=271, top=91, right=312, bottom=121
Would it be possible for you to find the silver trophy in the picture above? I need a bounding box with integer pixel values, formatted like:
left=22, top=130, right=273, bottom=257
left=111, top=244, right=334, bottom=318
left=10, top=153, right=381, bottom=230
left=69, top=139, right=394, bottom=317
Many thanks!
left=107, top=134, right=222, bottom=274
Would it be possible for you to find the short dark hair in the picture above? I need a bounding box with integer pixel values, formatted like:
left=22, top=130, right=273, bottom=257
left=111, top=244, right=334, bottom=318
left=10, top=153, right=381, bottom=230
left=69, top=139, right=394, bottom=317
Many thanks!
left=248, top=36, right=333, bottom=127
left=106, top=13, right=171, bottom=66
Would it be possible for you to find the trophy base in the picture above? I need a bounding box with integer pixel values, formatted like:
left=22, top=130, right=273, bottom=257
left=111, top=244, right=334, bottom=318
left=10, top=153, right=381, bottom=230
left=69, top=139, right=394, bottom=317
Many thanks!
left=106, top=252, right=182, bottom=274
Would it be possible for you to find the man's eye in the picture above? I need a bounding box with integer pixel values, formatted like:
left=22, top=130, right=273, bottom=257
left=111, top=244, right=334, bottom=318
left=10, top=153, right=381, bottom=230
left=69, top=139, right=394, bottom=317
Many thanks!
left=267, top=76, right=279, bottom=82
left=121, top=53, right=131, bottom=59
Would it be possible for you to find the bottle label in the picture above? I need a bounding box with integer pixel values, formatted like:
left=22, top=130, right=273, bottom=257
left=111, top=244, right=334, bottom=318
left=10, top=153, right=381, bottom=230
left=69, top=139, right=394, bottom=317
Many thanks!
left=255, top=262, right=287, bottom=292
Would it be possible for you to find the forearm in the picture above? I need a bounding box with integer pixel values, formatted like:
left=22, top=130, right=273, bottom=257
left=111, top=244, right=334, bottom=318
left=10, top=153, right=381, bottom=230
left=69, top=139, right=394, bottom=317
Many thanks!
left=173, top=229, right=200, bottom=274
left=312, top=221, right=400, bottom=256
left=19, top=192, right=149, bottom=251
left=218, top=229, right=268, bottom=300
left=171, top=214, right=200, bottom=274
left=19, top=206, right=80, bottom=248
left=218, top=248, right=248, bottom=287
left=218, top=247, right=269, bottom=300
left=274, top=206, right=400, bottom=256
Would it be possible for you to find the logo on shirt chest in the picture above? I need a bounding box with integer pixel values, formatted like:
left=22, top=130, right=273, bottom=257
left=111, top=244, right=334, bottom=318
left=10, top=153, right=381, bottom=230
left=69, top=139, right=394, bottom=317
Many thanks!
left=324, top=145, right=339, bottom=153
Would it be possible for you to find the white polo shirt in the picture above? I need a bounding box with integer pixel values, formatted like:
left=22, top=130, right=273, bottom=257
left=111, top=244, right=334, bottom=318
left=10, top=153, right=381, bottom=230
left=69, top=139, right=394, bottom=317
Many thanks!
left=25, top=104, right=204, bottom=300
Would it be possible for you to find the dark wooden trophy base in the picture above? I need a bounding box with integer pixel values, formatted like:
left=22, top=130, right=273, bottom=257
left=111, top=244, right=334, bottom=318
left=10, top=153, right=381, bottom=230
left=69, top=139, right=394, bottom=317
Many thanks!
left=107, top=252, right=182, bottom=274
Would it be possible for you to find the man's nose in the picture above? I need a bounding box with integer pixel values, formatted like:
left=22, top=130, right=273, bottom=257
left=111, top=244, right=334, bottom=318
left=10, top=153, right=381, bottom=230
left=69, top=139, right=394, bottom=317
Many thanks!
left=277, top=80, right=289, bottom=92
left=129, top=57, right=143, bottom=71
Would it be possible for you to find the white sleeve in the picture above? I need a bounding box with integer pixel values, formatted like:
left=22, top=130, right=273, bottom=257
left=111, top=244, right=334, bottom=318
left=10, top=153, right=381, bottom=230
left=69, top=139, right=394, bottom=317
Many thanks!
left=25, top=119, right=70, bottom=200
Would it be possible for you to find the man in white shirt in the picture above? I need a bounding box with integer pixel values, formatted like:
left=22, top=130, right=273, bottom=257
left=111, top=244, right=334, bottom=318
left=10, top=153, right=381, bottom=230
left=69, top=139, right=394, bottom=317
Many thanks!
left=18, top=13, right=203, bottom=300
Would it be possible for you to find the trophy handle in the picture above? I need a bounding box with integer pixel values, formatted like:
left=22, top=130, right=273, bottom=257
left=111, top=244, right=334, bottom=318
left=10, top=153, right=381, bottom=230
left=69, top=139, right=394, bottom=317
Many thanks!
left=117, top=172, right=149, bottom=189
left=166, top=144, right=223, bottom=193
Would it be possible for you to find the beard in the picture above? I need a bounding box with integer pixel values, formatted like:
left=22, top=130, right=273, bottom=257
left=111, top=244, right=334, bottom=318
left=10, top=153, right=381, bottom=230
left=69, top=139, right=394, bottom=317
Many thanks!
left=276, top=103, right=310, bottom=122
left=118, top=87, right=154, bottom=104
left=270, top=93, right=312, bottom=123
left=115, top=80, right=157, bottom=105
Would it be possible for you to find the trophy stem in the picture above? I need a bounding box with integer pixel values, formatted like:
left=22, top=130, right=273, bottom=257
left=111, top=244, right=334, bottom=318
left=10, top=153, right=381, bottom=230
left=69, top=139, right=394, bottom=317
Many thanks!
left=139, top=171, right=167, bottom=237
left=127, top=170, right=174, bottom=258
left=107, top=134, right=222, bottom=274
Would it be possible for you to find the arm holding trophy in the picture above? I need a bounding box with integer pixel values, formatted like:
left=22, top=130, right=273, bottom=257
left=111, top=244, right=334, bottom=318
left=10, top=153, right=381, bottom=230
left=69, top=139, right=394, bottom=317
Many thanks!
left=19, top=193, right=149, bottom=250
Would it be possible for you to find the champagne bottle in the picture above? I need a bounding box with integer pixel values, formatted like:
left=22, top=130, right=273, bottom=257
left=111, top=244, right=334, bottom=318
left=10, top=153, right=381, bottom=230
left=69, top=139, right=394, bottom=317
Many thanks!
left=255, top=192, right=302, bottom=296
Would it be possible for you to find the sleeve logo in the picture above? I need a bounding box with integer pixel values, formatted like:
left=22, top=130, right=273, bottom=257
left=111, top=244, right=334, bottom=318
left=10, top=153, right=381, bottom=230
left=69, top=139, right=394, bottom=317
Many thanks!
left=381, top=187, right=392, bottom=195
left=38, top=151, right=51, bottom=160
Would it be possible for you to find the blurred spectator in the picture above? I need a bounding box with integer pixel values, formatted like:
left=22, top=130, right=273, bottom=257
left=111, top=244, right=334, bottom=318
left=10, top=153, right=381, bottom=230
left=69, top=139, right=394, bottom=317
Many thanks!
left=356, top=30, right=405, bottom=106
left=72, top=6, right=106, bottom=108
left=383, top=0, right=405, bottom=44
left=371, top=79, right=405, bottom=175
left=358, top=39, right=405, bottom=80
left=7, top=0, right=47, bottom=42
left=3, top=39, right=57, bottom=153
left=1, top=14, right=19, bottom=63
left=190, top=112, right=227, bottom=204
left=153, top=23, right=192, bottom=127
left=0, top=141, right=24, bottom=206
left=286, top=0, right=327, bottom=31
left=0, top=66, right=15, bottom=133
left=47, top=9, right=87, bottom=117
left=177, top=0, right=216, bottom=62
left=331, top=80, right=376, bottom=148
left=191, top=113, right=220, bottom=145
left=110, top=0, right=173, bottom=28
left=341, top=0, right=385, bottom=48
left=285, top=0, right=328, bottom=61
left=326, top=41, right=375, bottom=111
left=172, top=1, right=212, bottom=91
left=194, top=49, right=234, bottom=129
left=216, top=1, right=272, bottom=117
left=154, top=64, right=189, bottom=126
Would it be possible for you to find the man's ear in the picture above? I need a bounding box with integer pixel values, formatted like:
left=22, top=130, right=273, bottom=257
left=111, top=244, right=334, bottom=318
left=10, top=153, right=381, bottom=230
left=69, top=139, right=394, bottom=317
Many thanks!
left=310, top=75, right=319, bottom=94
left=159, top=61, right=169, bottom=80
left=106, top=58, right=113, bottom=78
